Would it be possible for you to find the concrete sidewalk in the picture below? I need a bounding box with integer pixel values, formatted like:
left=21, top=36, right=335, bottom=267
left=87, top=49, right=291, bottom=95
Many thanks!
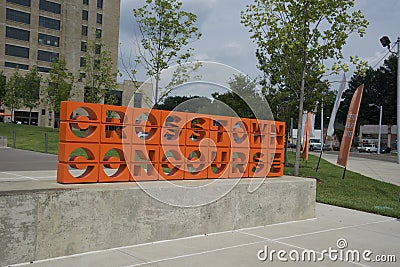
left=10, top=203, right=399, bottom=267
left=313, top=152, right=400, bottom=186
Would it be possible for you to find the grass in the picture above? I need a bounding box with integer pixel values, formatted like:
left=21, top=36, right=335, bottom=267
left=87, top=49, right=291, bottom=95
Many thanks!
left=1, top=123, right=399, bottom=218
left=284, top=151, right=400, bottom=219
left=0, top=123, right=59, bottom=154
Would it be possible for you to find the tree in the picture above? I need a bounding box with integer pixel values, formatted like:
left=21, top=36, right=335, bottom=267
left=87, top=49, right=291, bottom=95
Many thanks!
left=241, top=0, right=368, bottom=175
left=81, top=38, right=118, bottom=104
left=0, top=71, right=6, bottom=108
left=338, top=54, right=397, bottom=130
left=132, top=0, right=201, bottom=104
left=154, top=95, right=198, bottom=111
left=22, top=66, right=41, bottom=125
left=44, top=57, right=75, bottom=125
left=4, top=70, right=24, bottom=122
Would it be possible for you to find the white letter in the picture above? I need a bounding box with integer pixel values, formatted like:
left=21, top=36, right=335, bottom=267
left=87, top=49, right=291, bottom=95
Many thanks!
left=362, top=250, right=372, bottom=262
left=289, top=250, right=300, bottom=261
left=277, top=250, right=287, bottom=262
left=318, top=250, right=328, bottom=262
left=329, top=247, right=338, bottom=261
left=257, top=245, right=268, bottom=261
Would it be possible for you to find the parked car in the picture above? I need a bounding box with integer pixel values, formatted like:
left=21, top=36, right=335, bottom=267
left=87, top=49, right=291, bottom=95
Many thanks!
left=379, top=146, right=392, bottom=154
left=358, top=144, right=378, bottom=153
left=309, top=138, right=323, bottom=151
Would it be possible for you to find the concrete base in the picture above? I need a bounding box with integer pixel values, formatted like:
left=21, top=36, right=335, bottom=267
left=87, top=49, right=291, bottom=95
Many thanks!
left=0, top=176, right=315, bottom=266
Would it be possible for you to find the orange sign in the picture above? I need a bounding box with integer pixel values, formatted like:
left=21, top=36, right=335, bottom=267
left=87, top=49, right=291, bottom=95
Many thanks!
left=301, top=112, right=312, bottom=161
left=337, top=84, right=364, bottom=167
left=57, top=101, right=286, bottom=183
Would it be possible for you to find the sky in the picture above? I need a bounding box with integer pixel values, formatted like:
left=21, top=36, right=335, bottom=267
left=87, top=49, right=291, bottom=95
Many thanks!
left=118, top=0, right=400, bottom=88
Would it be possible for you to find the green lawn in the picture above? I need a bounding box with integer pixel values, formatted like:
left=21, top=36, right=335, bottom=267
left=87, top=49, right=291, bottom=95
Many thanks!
left=284, top=152, right=400, bottom=218
left=1, top=123, right=399, bottom=218
left=0, top=123, right=59, bottom=154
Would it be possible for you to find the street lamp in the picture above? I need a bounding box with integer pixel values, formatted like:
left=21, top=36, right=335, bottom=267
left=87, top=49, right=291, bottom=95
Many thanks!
left=380, top=36, right=400, bottom=163
left=369, top=104, right=382, bottom=154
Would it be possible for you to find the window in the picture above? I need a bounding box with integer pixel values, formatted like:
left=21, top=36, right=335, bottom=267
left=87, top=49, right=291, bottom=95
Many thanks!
left=83, top=0, right=89, bottom=5
left=7, top=0, right=30, bottom=7
left=38, top=50, right=59, bottom=62
left=37, top=66, right=52, bottom=73
left=6, top=27, right=30, bottom=42
left=82, top=10, right=88, bottom=21
left=38, top=33, right=59, bottom=47
left=97, top=0, right=103, bottom=9
left=81, top=41, right=87, bottom=52
left=5, top=61, right=29, bottom=70
left=105, top=91, right=123, bottom=106
left=95, top=29, right=102, bottom=38
left=5, top=44, right=29, bottom=58
left=134, top=93, right=142, bottom=108
left=95, top=44, right=101, bottom=54
left=41, top=109, right=46, bottom=115
left=39, top=16, right=60, bottom=30
left=96, top=13, right=102, bottom=24
left=6, top=8, right=30, bottom=24
left=80, top=57, right=86, bottom=67
left=39, top=0, right=61, bottom=14
left=82, top=25, right=88, bottom=36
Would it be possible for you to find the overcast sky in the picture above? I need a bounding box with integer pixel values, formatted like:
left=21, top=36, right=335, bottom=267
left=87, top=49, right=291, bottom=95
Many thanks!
left=118, top=0, right=400, bottom=87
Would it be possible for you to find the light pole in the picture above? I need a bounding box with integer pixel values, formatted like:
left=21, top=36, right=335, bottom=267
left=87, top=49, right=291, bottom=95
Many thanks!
left=380, top=36, right=400, bottom=163
left=369, top=104, right=382, bottom=154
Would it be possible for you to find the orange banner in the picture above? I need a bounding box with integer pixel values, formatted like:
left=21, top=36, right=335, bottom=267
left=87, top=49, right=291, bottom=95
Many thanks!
left=337, top=84, right=364, bottom=167
left=301, top=112, right=312, bottom=161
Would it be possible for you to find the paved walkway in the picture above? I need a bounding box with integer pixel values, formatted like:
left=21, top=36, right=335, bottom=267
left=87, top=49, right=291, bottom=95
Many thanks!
left=10, top=203, right=399, bottom=267
left=2, top=149, right=399, bottom=266
left=0, top=148, right=57, bottom=171
left=313, top=152, right=400, bottom=186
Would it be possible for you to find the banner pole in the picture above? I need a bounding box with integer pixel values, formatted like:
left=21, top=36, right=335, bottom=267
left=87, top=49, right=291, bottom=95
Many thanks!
left=341, top=167, right=347, bottom=180
left=315, top=134, right=327, bottom=172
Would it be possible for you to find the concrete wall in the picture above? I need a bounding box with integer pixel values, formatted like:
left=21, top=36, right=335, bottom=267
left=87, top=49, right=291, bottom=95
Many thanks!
left=0, top=177, right=315, bottom=266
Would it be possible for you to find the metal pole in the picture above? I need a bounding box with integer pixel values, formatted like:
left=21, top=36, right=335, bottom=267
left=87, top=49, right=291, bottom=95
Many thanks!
left=290, top=117, right=293, bottom=146
left=377, top=105, right=382, bottom=154
left=321, top=102, right=324, bottom=152
left=13, top=131, right=16, bottom=148
left=397, top=37, right=400, bottom=163
left=44, top=133, right=48, bottom=153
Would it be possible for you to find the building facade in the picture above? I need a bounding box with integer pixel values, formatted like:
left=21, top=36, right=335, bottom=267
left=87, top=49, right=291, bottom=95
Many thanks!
left=359, top=125, right=398, bottom=149
left=0, top=0, right=140, bottom=127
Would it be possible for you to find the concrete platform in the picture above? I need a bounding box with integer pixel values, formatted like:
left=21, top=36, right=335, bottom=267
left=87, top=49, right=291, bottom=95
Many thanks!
left=8, top=203, right=399, bottom=267
left=0, top=176, right=316, bottom=266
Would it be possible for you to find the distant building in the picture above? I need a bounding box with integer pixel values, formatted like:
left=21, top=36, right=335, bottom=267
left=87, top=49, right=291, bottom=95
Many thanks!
left=0, top=0, right=152, bottom=127
left=359, top=125, right=398, bottom=148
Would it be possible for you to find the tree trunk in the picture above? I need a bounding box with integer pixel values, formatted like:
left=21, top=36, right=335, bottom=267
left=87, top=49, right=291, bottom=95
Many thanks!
left=294, top=65, right=307, bottom=176
left=29, top=108, right=32, bottom=125
left=154, top=72, right=160, bottom=105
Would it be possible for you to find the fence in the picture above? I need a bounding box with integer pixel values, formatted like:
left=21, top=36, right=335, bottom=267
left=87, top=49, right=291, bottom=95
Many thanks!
left=57, top=101, right=285, bottom=183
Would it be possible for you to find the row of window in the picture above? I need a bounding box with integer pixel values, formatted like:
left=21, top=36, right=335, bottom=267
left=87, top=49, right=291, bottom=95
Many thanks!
left=81, top=26, right=102, bottom=38
left=7, top=0, right=30, bottom=7
left=85, top=0, right=102, bottom=8
left=7, top=8, right=60, bottom=30
left=6, top=26, right=60, bottom=47
left=5, top=44, right=59, bottom=62
left=4, top=62, right=69, bottom=74
left=39, top=0, right=61, bottom=14
left=7, top=0, right=61, bottom=14
left=83, top=0, right=103, bottom=9
left=82, top=10, right=102, bottom=24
